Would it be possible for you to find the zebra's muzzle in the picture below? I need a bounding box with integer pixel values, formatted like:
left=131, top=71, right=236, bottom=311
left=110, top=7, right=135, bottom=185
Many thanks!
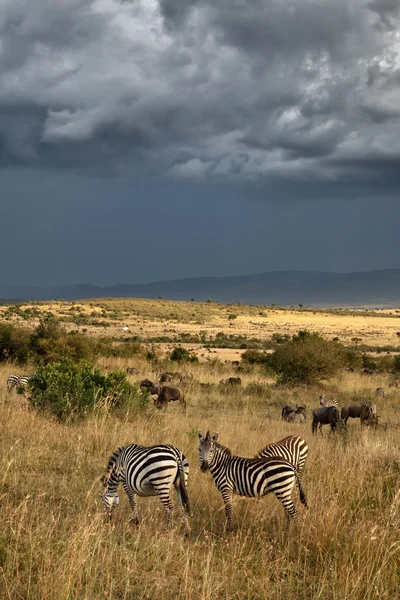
left=200, top=463, right=209, bottom=472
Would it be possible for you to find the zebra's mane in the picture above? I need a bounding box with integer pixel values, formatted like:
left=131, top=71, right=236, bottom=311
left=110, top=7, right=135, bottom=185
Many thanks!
left=214, top=442, right=232, bottom=456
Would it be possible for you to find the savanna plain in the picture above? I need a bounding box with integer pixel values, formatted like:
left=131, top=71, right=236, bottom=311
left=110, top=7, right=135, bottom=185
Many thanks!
left=1, top=298, right=400, bottom=599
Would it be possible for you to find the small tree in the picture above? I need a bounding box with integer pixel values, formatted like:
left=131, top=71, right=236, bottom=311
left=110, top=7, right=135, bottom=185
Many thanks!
left=170, top=346, right=198, bottom=363
left=270, top=330, right=346, bottom=385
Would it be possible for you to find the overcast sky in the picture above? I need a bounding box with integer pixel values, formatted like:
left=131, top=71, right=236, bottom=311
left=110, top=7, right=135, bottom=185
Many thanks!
left=1, top=0, right=400, bottom=286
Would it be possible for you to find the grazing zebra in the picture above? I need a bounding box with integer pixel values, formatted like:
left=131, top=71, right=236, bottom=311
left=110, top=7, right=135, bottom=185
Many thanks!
left=101, top=443, right=190, bottom=534
left=257, top=435, right=308, bottom=508
left=375, top=387, right=385, bottom=398
left=197, top=431, right=305, bottom=531
left=319, top=394, right=338, bottom=408
left=7, top=374, right=32, bottom=392
left=362, top=399, right=377, bottom=418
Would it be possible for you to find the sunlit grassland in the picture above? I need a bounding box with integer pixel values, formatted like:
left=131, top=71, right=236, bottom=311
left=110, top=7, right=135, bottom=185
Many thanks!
left=1, top=357, right=400, bottom=599
left=2, top=297, right=400, bottom=348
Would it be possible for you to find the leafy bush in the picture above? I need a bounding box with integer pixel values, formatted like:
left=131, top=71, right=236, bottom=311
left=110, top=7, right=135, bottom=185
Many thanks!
left=241, top=349, right=270, bottom=365
left=170, top=346, right=199, bottom=363
left=270, top=330, right=347, bottom=384
left=27, top=358, right=133, bottom=421
left=0, top=323, right=31, bottom=364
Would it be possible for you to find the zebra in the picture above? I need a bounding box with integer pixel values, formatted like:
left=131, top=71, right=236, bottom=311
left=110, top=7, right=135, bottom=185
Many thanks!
left=7, top=374, right=32, bottom=392
left=197, top=431, right=305, bottom=531
left=375, top=387, right=385, bottom=398
left=257, top=435, right=308, bottom=508
left=101, top=443, right=190, bottom=534
left=362, top=399, right=377, bottom=419
left=319, top=394, right=338, bottom=408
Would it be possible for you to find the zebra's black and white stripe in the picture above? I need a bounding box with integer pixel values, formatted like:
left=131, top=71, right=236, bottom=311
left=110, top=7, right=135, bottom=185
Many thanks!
left=319, top=394, right=338, bottom=408
left=101, top=443, right=190, bottom=533
left=198, top=431, right=305, bottom=531
left=7, top=374, right=32, bottom=392
left=257, top=435, right=308, bottom=507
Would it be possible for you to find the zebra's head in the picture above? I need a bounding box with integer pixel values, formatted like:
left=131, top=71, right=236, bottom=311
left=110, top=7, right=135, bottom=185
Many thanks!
left=197, top=430, right=218, bottom=472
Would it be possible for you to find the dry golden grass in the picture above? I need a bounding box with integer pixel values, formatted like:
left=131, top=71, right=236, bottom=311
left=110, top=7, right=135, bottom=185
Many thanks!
left=1, top=353, right=400, bottom=599
left=2, top=298, right=400, bottom=352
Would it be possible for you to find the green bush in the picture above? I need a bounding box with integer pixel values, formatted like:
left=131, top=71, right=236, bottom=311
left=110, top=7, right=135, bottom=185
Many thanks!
left=27, top=358, right=134, bottom=421
left=241, top=349, right=270, bottom=365
left=0, top=323, right=31, bottom=364
left=270, top=330, right=347, bottom=385
left=170, top=346, right=199, bottom=363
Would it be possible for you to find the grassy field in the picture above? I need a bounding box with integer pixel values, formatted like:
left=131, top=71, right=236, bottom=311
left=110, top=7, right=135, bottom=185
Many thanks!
left=1, top=298, right=400, bottom=599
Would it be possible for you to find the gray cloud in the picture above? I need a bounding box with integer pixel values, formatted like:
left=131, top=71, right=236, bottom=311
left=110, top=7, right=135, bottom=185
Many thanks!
left=0, top=0, right=399, bottom=189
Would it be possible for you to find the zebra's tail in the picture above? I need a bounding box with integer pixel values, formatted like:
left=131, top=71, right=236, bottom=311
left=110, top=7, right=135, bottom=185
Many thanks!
left=294, top=467, right=308, bottom=509
left=101, top=447, right=122, bottom=487
left=177, top=454, right=190, bottom=516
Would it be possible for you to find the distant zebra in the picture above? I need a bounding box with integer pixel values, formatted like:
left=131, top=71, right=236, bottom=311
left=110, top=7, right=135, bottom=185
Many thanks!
left=319, top=394, right=338, bottom=408
left=101, top=443, right=190, bottom=534
left=375, top=387, right=385, bottom=398
left=362, top=399, right=377, bottom=418
left=7, top=374, right=32, bottom=392
left=197, top=431, right=305, bottom=531
left=257, top=435, right=308, bottom=507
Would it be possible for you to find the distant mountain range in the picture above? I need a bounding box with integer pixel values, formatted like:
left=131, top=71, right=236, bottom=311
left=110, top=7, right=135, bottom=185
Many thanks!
left=1, top=269, right=400, bottom=307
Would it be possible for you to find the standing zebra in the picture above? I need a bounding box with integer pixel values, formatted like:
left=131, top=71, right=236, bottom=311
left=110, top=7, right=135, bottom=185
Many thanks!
left=375, top=387, right=385, bottom=398
left=197, top=431, right=305, bottom=531
left=101, top=443, right=190, bottom=534
left=256, top=435, right=308, bottom=507
left=7, top=374, right=32, bottom=392
left=319, top=394, right=338, bottom=408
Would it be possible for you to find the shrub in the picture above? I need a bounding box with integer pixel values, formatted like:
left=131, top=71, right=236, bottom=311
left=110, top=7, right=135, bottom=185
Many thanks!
left=241, top=349, right=270, bottom=365
left=27, top=358, right=133, bottom=421
left=170, top=346, right=199, bottom=363
left=228, top=314, right=238, bottom=321
left=270, top=330, right=347, bottom=385
left=0, top=323, right=31, bottom=364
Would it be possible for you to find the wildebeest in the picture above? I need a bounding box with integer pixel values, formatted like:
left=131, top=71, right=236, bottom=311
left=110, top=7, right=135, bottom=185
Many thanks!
left=140, top=379, right=161, bottom=395
left=140, top=378, right=186, bottom=410
left=126, top=367, right=140, bottom=376
left=159, top=371, right=193, bottom=384
left=282, top=405, right=306, bottom=422
left=287, top=411, right=306, bottom=423
left=219, top=377, right=242, bottom=386
left=341, top=400, right=376, bottom=425
left=312, top=406, right=340, bottom=434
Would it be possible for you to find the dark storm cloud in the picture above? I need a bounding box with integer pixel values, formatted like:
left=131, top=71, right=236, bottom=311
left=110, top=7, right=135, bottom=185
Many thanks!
left=0, top=0, right=399, bottom=189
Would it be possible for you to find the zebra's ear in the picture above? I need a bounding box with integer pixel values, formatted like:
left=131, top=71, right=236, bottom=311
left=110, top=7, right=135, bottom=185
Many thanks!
left=197, top=429, right=204, bottom=440
left=211, top=432, right=218, bottom=442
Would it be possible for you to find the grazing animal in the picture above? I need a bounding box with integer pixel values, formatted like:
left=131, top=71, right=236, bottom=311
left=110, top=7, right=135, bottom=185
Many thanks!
left=319, top=394, right=338, bottom=408
left=257, top=435, right=308, bottom=507
left=281, top=405, right=294, bottom=420
left=389, top=381, right=399, bottom=388
left=219, top=377, right=242, bottom=386
left=375, top=387, right=386, bottom=398
left=341, top=403, right=372, bottom=425
left=140, top=379, right=161, bottom=395
left=160, top=371, right=193, bottom=384
left=287, top=412, right=306, bottom=423
left=7, top=374, right=32, bottom=392
left=197, top=431, right=304, bottom=531
left=126, top=367, right=139, bottom=376
left=101, top=443, right=190, bottom=534
left=312, top=406, right=340, bottom=434
left=281, top=405, right=306, bottom=421
left=154, top=385, right=186, bottom=410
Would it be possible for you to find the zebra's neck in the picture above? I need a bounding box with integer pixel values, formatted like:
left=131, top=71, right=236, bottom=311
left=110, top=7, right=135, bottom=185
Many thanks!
left=209, top=444, right=234, bottom=471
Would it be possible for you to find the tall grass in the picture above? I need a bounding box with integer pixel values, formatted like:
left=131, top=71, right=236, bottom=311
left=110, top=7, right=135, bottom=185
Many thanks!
left=1, top=361, right=400, bottom=599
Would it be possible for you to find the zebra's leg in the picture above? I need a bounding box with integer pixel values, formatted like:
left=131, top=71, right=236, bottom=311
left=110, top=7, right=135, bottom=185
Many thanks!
left=158, top=490, right=174, bottom=526
left=220, top=488, right=234, bottom=532
left=122, top=484, right=139, bottom=524
left=275, top=490, right=298, bottom=522
left=174, top=481, right=191, bottom=535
